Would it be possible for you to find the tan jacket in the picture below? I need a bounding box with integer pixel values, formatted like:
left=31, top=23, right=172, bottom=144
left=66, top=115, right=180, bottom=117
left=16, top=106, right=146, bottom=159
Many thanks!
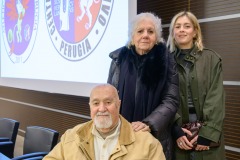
left=43, top=116, right=165, bottom=160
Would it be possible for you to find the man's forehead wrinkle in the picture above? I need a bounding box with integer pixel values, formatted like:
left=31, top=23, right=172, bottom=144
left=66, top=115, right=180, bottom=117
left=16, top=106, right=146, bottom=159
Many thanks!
left=91, top=96, right=114, bottom=102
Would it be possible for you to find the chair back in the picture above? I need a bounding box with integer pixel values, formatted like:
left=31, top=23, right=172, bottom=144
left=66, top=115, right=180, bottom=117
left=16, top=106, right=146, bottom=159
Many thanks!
left=23, top=126, right=59, bottom=154
left=0, top=118, right=19, bottom=144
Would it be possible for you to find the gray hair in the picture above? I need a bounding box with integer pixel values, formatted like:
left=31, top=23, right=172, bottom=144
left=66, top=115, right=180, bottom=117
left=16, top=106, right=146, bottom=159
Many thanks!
left=126, top=12, right=164, bottom=48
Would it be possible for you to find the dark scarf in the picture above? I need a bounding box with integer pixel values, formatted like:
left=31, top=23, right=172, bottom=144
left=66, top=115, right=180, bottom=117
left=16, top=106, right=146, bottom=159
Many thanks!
left=117, top=43, right=168, bottom=122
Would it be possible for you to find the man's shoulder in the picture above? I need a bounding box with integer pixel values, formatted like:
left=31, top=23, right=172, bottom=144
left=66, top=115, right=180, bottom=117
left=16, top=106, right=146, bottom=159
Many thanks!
left=61, top=122, right=91, bottom=143
left=134, top=130, right=159, bottom=144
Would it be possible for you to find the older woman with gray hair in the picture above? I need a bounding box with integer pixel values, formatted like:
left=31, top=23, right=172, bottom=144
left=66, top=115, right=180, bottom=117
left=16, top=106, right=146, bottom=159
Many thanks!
left=107, top=12, right=179, bottom=160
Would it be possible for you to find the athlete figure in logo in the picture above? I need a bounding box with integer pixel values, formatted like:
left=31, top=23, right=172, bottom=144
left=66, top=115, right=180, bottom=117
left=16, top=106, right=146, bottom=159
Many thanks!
left=76, top=0, right=100, bottom=30
left=15, top=0, right=26, bottom=42
left=6, top=0, right=30, bottom=53
left=59, top=0, right=70, bottom=31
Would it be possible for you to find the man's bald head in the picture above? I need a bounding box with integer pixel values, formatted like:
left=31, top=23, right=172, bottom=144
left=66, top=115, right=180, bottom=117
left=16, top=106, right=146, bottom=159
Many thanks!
left=90, top=84, right=119, bottom=102
left=89, top=84, right=121, bottom=133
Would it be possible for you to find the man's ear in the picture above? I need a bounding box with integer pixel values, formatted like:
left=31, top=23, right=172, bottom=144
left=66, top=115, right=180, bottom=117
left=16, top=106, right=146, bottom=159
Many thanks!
left=118, top=100, right=121, bottom=110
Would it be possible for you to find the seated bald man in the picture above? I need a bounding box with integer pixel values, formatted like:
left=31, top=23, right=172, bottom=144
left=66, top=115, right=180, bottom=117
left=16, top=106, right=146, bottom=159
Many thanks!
left=43, top=84, right=165, bottom=160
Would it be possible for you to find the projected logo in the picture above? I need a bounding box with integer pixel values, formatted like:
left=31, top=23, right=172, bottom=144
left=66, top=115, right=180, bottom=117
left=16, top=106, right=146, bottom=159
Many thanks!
left=45, top=0, right=113, bottom=61
left=1, top=0, right=39, bottom=63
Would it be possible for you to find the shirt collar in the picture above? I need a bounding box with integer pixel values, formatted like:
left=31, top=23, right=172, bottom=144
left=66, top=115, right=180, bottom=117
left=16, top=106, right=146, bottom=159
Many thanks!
left=92, top=118, right=121, bottom=139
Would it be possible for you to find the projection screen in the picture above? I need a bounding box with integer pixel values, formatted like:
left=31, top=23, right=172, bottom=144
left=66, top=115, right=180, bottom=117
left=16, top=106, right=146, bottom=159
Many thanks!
left=0, top=0, right=137, bottom=96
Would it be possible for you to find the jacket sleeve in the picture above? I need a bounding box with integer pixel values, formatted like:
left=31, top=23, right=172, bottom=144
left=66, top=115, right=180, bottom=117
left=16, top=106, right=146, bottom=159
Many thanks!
left=143, top=52, right=179, bottom=137
left=199, top=54, right=225, bottom=143
left=107, top=59, right=116, bottom=84
left=107, top=47, right=125, bottom=88
left=107, top=59, right=119, bottom=89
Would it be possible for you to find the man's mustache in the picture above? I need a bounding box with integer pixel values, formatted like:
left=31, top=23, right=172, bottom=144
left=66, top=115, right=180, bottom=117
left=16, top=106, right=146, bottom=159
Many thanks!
left=96, top=112, right=110, bottom=116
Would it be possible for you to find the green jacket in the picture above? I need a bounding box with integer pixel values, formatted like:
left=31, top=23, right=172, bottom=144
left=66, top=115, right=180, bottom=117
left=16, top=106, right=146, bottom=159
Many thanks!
left=43, top=115, right=165, bottom=160
left=174, top=46, right=226, bottom=160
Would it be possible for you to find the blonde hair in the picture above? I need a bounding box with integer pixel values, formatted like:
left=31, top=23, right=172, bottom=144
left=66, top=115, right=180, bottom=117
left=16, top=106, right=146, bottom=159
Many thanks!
left=167, top=11, right=203, bottom=52
left=127, top=12, right=164, bottom=48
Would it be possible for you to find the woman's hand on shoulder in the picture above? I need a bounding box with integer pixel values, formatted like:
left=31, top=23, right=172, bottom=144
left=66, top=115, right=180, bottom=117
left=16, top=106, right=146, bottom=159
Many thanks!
left=131, top=121, right=151, bottom=132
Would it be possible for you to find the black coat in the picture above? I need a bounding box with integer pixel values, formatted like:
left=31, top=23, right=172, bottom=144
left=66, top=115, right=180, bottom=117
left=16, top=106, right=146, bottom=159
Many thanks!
left=107, top=44, right=179, bottom=160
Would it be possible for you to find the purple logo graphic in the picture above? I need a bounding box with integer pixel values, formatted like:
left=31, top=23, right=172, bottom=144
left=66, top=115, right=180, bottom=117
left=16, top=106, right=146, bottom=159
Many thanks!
left=1, top=0, right=39, bottom=63
left=45, top=0, right=114, bottom=61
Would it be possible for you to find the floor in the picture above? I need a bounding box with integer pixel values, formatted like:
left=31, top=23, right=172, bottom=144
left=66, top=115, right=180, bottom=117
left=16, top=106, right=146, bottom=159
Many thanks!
left=14, top=135, right=24, bottom=157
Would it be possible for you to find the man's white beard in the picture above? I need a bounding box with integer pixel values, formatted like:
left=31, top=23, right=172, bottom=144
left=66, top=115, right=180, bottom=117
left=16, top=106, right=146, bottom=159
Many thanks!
left=94, top=112, right=113, bottom=129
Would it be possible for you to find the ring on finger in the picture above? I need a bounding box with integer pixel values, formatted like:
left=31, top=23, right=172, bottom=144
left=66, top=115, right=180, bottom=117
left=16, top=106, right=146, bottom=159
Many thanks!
left=178, top=142, right=183, bottom=145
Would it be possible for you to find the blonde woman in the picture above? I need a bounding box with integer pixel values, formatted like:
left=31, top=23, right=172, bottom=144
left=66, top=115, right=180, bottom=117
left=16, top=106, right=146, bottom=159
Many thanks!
left=167, top=11, right=225, bottom=160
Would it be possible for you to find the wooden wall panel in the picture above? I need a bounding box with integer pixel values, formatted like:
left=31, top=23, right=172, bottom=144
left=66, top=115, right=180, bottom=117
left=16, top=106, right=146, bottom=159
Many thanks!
left=0, top=86, right=90, bottom=137
left=200, top=19, right=240, bottom=81
left=226, top=150, right=240, bottom=160
left=138, top=0, right=188, bottom=24
left=0, top=86, right=90, bottom=115
left=191, top=0, right=240, bottom=19
left=224, top=86, right=240, bottom=149
left=0, top=101, right=87, bottom=137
